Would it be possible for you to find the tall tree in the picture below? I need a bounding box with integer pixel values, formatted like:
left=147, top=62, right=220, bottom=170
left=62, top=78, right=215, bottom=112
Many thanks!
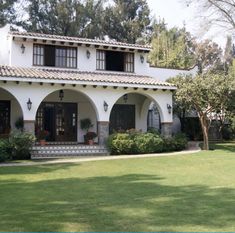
left=169, top=73, right=235, bottom=150
left=149, top=25, right=195, bottom=69
left=103, top=0, right=151, bottom=43
left=0, top=0, right=17, bottom=26
left=194, top=39, right=223, bottom=73
left=18, top=0, right=106, bottom=38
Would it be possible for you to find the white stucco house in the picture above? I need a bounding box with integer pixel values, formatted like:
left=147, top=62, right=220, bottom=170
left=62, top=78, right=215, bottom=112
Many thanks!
left=0, top=24, right=196, bottom=156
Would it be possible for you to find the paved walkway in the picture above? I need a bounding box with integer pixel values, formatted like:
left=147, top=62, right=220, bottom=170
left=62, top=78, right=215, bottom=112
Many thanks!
left=0, top=142, right=201, bottom=167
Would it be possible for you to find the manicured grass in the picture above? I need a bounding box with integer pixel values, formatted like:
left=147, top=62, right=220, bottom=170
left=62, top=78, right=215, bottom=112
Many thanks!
left=0, top=143, right=235, bottom=232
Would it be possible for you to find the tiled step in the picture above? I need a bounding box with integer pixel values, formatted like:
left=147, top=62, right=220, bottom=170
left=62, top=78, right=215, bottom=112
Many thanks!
left=31, top=144, right=109, bottom=159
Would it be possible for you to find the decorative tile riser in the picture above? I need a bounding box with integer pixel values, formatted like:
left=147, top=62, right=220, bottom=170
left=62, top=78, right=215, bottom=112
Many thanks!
left=31, top=153, right=109, bottom=159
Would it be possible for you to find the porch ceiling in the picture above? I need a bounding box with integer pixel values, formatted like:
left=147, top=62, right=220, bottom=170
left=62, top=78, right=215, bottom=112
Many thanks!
left=0, top=65, right=176, bottom=90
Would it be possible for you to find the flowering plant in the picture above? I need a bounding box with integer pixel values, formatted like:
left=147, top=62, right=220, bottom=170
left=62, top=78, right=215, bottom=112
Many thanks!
left=37, top=130, right=49, bottom=140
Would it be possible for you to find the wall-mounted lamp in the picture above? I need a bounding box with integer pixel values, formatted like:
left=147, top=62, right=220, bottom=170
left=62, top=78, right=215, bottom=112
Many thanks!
left=123, top=94, right=128, bottom=103
left=140, top=54, right=144, bottom=63
left=59, top=90, right=64, bottom=101
left=27, top=98, right=32, bottom=111
left=86, top=50, right=91, bottom=59
left=103, top=101, right=108, bottom=112
left=167, top=104, right=172, bottom=114
left=21, top=44, right=26, bottom=54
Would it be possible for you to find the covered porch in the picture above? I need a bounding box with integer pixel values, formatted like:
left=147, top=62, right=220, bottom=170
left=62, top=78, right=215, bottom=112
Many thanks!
left=0, top=66, right=176, bottom=157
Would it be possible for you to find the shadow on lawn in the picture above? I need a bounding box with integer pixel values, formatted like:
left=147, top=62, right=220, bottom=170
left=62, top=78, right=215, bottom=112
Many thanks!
left=0, top=163, right=81, bottom=175
left=213, top=143, right=235, bottom=153
left=0, top=172, right=235, bottom=232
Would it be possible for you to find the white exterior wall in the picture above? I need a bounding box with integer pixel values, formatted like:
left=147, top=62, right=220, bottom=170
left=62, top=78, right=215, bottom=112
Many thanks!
left=0, top=82, right=173, bottom=141
left=0, top=88, right=23, bottom=129
left=0, top=24, right=197, bottom=80
left=0, top=25, right=11, bottom=65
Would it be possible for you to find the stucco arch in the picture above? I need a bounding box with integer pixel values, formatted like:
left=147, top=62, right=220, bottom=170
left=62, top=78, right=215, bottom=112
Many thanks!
left=108, top=91, right=168, bottom=133
left=0, top=86, right=24, bottom=131
left=108, top=90, right=165, bottom=122
left=30, top=87, right=100, bottom=122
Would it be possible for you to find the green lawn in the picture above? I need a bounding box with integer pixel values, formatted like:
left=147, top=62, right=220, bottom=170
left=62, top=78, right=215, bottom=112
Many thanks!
left=0, top=143, right=235, bottom=232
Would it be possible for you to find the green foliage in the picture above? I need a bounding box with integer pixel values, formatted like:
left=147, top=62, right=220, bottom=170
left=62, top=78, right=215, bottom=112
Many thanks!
left=149, top=25, right=195, bottom=69
left=0, top=0, right=17, bottom=26
left=107, top=133, right=136, bottom=155
left=14, top=117, right=24, bottom=131
left=80, top=118, right=93, bottom=133
left=168, top=73, right=235, bottom=150
left=107, top=131, right=187, bottom=155
left=0, top=131, right=36, bottom=162
left=134, top=133, right=164, bottom=154
left=8, top=131, right=36, bottom=160
left=0, top=139, right=11, bottom=162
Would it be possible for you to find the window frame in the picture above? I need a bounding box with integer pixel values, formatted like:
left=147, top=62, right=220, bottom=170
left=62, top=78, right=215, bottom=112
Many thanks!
left=33, top=44, right=77, bottom=69
left=96, top=49, right=135, bottom=73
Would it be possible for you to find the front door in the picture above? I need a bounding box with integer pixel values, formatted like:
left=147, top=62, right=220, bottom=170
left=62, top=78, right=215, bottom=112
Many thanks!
left=36, top=102, right=77, bottom=142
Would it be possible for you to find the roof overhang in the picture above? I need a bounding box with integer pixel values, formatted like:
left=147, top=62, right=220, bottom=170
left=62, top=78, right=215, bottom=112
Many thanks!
left=10, top=32, right=151, bottom=53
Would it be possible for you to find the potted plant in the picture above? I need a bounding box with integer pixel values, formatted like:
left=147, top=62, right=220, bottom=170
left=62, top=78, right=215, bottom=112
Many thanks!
left=80, top=118, right=96, bottom=144
left=86, top=132, right=97, bottom=145
left=37, top=130, right=49, bottom=146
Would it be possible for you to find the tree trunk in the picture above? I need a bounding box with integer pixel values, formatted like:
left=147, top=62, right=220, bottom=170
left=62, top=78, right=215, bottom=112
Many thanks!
left=199, top=114, right=209, bottom=150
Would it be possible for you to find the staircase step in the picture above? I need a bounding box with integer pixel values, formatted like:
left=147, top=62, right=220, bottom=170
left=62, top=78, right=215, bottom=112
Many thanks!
left=31, top=144, right=109, bottom=159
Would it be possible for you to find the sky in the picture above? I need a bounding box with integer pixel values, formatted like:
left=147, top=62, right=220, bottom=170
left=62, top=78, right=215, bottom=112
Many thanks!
left=146, top=0, right=228, bottom=47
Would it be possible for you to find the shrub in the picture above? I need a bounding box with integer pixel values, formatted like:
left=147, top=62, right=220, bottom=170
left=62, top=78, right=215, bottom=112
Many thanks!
left=162, top=133, right=188, bottom=152
left=8, top=131, right=36, bottom=160
left=107, top=133, right=136, bottom=155
left=0, top=139, right=11, bottom=162
left=107, top=131, right=188, bottom=155
left=134, top=133, right=164, bottom=154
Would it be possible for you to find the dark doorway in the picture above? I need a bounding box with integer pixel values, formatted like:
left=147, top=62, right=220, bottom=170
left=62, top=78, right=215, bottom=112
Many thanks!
left=109, top=104, right=135, bottom=133
left=0, top=101, right=10, bottom=135
left=36, top=102, right=77, bottom=142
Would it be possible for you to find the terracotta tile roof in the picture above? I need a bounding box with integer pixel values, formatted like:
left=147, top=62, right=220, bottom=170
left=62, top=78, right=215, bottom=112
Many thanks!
left=10, top=31, right=151, bottom=51
left=0, top=66, right=175, bottom=89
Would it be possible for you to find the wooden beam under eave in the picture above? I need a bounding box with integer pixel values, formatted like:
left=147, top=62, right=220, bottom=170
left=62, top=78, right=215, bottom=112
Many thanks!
left=72, top=84, right=76, bottom=87
left=3, top=80, right=7, bottom=84
left=95, top=45, right=100, bottom=48
left=133, top=87, right=138, bottom=90
left=120, top=47, right=126, bottom=51
left=42, top=40, right=47, bottom=43
left=61, top=83, right=65, bottom=87
left=28, top=82, right=32, bottom=85
left=93, top=85, right=97, bottom=88
left=129, top=48, right=135, bottom=52
left=51, top=40, right=56, bottom=44
left=60, top=41, right=65, bottom=45
left=69, top=42, right=74, bottom=46
left=123, top=87, right=128, bottom=90
left=113, top=86, right=118, bottom=89
left=40, top=82, right=43, bottom=85
left=103, top=46, right=109, bottom=49
left=143, top=88, right=148, bottom=91
left=103, top=86, right=107, bottom=89
left=23, top=38, right=27, bottom=42
left=153, top=88, right=158, bottom=91
left=50, top=83, right=54, bottom=86
left=85, top=44, right=91, bottom=47
left=82, top=85, right=87, bottom=88
left=112, top=47, right=118, bottom=50
left=33, top=39, right=37, bottom=42
left=16, top=81, right=19, bottom=84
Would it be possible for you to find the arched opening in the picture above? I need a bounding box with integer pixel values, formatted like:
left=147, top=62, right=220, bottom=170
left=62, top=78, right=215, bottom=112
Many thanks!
left=35, top=89, right=98, bottom=143
left=147, top=102, right=161, bottom=132
left=109, top=92, right=162, bottom=134
left=0, top=87, right=23, bottom=137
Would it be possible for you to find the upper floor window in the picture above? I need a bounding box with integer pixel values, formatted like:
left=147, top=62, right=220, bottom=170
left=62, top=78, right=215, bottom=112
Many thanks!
left=96, top=50, right=134, bottom=73
left=33, top=44, right=77, bottom=68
